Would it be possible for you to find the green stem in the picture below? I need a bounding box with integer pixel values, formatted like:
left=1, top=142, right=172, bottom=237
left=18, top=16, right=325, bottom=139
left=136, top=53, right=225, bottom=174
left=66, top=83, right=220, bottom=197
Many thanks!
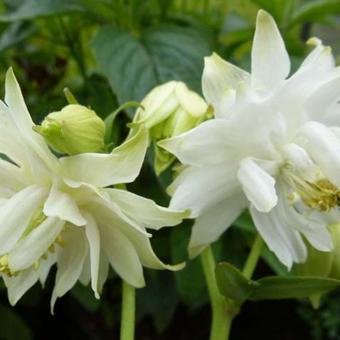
left=201, top=246, right=233, bottom=340
left=242, top=234, right=264, bottom=280
left=120, top=280, right=136, bottom=340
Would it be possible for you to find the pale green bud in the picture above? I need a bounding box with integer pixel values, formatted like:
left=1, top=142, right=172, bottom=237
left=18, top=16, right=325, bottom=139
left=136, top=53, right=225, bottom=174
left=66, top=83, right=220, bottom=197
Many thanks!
left=131, top=81, right=210, bottom=174
left=34, top=104, right=105, bottom=155
left=294, top=224, right=340, bottom=307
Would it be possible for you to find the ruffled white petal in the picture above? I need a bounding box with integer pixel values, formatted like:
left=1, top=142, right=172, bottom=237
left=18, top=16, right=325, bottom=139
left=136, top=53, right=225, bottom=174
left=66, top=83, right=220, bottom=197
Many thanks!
left=106, top=188, right=188, bottom=230
left=100, top=223, right=145, bottom=288
left=0, top=185, right=46, bottom=255
left=169, top=163, right=240, bottom=217
left=251, top=10, right=290, bottom=89
left=189, top=194, right=247, bottom=258
left=237, top=158, right=277, bottom=213
left=3, top=270, right=39, bottom=306
left=83, top=212, right=101, bottom=298
left=297, top=121, right=340, bottom=186
left=8, top=217, right=64, bottom=271
left=43, top=183, right=86, bottom=226
left=202, top=52, right=249, bottom=108
left=250, top=204, right=307, bottom=269
left=60, top=127, right=148, bottom=187
left=158, top=119, right=240, bottom=166
left=51, top=227, right=88, bottom=313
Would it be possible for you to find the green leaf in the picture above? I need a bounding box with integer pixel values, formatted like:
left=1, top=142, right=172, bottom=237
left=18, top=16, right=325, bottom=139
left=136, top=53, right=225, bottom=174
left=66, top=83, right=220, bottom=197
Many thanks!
left=0, top=304, right=32, bottom=340
left=215, top=262, right=259, bottom=303
left=289, top=0, right=340, bottom=28
left=92, top=24, right=211, bottom=118
left=0, top=22, right=36, bottom=51
left=0, top=0, right=85, bottom=22
left=71, top=283, right=101, bottom=312
left=249, top=276, right=340, bottom=301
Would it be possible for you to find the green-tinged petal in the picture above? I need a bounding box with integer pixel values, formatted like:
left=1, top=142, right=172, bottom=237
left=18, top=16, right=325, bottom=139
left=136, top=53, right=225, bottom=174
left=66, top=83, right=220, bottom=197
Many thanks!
left=100, top=223, right=145, bottom=288
left=119, top=221, right=185, bottom=271
left=189, top=194, right=247, bottom=258
left=51, top=227, right=88, bottom=313
left=202, top=52, right=249, bottom=108
left=251, top=10, right=290, bottom=88
left=83, top=212, right=101, bottom=298
left=0, top=185, right=46, bottom=255
left=8, top=217, right=64, bottom=271
left=237, top=158, right=278, bottom=213
left=106, top=188, right=189, bottom=230
left=3, top=270, right=39, bottom=306
left=43, top=183, right=86, bottom=226
left=59, top=126, right=148, bottom=187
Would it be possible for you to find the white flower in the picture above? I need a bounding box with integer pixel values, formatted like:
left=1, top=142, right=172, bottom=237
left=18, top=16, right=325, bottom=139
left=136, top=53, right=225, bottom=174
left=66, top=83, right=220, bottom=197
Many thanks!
left=159, top=10, right=340, bottom=268
left=0, top=69, right=187, bottom=311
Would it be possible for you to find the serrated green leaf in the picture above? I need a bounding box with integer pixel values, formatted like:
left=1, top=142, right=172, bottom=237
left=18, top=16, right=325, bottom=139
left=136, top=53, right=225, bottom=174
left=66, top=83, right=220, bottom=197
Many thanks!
left=249, top=276, right=340, bottom=301
left=215, top=262, right=259, bottom=303
left=92, top=24, right=211, bottom=118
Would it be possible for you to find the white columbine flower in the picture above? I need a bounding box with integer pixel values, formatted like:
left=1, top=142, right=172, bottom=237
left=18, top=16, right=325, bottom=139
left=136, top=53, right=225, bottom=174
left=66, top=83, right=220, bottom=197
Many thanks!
left=159, top=10, right=340, bottom=268
left=0, top=69, right=187, bottom=311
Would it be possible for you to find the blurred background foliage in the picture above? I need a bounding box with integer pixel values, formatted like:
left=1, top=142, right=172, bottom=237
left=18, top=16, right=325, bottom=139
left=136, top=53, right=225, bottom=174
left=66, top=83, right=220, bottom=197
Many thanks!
left=0, top=0, right=340, bottom=339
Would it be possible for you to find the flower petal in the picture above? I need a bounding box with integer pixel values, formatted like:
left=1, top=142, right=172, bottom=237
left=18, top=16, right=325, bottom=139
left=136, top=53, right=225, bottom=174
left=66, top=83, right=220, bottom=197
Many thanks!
left=297, top=122, right=340, bottom=187
left=237, top=158, right=277, bottom=213
left=4, top=69, right=59, bottom=170
left=83, top=212, right=101, bottom=298
left=43, top=183, right=86, bottom=226
left=8, top=217, right=64, bottom=271
left=250, top=204, right=307, bottom=269
left=106, top=188, right=188, bottom=230
left=3, top=270, right=39, bottom=306
left=251, top=10, right=290, bottom=88
left=0, top=185, right=46, bottom=255
left=202, top=52, right=249, bottom=108
left=169, top=163, right=240, bottom=217
left=158, top=119, right=240, bottom=166
left=51, top=227, right=88, bottom=313
left=100, top=223, right=145, bottom=288
left=189, top=194, right=247, bottom=258
left=60, top=126, right=148, bottom=187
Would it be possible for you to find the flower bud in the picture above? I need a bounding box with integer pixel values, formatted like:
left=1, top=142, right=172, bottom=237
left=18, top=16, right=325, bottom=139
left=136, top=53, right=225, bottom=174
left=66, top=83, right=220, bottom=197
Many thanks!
left=131, top=81, right=210, bottom=174
left=34, top=104, right=105, bottom=155
left=294, top=224, right=340, bottom=307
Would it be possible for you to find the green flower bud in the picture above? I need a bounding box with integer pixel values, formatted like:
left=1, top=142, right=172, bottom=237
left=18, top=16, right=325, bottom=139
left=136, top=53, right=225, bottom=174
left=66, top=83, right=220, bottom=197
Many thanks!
left=34, top=104, right=105, bottom=155
left=131, top=81, right=210, bottom=174
left=294, top=224, right=340, bottom=307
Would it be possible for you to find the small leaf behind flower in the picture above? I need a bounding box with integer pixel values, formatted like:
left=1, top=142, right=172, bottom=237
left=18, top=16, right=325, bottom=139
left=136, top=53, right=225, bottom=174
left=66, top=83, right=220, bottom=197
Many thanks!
left=215, top=262, right=259, bottom=304
left=249, top=276, right=340, bottom=301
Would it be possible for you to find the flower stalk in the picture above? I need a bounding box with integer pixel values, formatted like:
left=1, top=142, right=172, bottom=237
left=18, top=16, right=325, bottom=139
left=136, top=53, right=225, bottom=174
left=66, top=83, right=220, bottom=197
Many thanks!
left=242, top=234, right=264, bottom=280
left=201, top=246, right=233, bottom=340
left=120, top=280, right=136, bottom=340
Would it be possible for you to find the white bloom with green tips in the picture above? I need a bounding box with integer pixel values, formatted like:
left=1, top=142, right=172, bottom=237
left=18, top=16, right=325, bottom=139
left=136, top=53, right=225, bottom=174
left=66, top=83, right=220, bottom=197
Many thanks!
left=131, top=81, right=209, bottom=174
left=160, top=10, right=340, bottom=268
left=0, top=69, right=187, bottom=311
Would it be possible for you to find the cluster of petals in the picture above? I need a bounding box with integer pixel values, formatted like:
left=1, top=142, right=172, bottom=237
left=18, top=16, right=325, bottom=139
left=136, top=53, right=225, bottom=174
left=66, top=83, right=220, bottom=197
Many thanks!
left=160, top=10, right=340, bottom=268
left=0, top=69, right=186, bottom=310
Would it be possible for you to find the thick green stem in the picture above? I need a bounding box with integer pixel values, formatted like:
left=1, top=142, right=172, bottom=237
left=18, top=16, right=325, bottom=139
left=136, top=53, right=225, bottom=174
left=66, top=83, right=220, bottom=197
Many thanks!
left=242, top=234, right=264, bottom=280
left=201, top=246, right=233, bottom=340
left=120, top=280, right=136, bottom=340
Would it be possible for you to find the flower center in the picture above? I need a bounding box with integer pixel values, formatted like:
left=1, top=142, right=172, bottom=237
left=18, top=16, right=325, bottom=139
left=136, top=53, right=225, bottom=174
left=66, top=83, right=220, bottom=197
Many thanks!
left=282, top=167, right=339, bottom=212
